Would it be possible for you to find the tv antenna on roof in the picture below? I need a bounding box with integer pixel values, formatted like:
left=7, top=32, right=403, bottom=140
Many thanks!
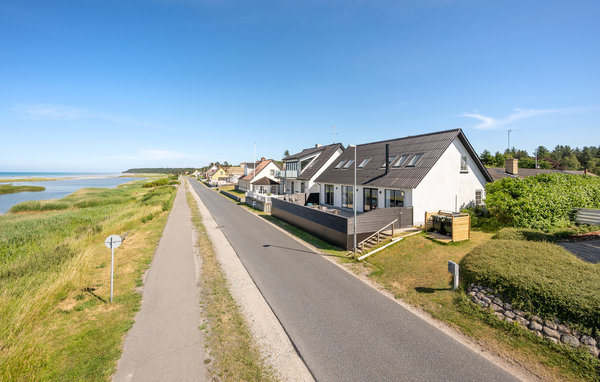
left=331, top=125, right=338, bottom=143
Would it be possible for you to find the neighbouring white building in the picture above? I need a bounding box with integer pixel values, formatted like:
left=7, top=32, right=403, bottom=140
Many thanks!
left=314, top=129, right=492, bottom=226
left=276, top=143, right=344, bottom=195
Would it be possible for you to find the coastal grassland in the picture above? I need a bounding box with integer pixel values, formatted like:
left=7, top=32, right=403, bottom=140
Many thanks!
left=0, top=177, right=56, bottom=183
left=186, top=189, right=275, bottom=381
left=0, top=184, right=45, bottom=194
left=0, top=180, right=176, bottom=381
left=359, top=232, right=599, bottom=381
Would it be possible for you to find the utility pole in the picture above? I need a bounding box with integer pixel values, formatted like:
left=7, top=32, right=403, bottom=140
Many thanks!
left=507, top=129, right=512, bottom=156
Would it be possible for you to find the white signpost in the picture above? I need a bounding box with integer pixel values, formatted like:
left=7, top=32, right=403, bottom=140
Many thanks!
left=105, top=235, right=122, bottom=303
left=448, top=260, right=459, bottom=290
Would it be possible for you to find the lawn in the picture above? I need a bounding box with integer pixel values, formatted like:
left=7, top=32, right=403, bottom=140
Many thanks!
left=0, top=180, right=176, bottom=381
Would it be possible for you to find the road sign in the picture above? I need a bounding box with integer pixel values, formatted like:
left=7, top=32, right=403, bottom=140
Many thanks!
left=105, top=234, right=123, bottom=302
left=105, top=235, right=122, bottom=249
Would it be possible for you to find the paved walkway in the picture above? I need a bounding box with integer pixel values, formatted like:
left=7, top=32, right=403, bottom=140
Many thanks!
left=188, top=179, right=519, bottom=382
left=113, top=185, right=206, bottom=382
left=560, top=239, right=600, bottom=264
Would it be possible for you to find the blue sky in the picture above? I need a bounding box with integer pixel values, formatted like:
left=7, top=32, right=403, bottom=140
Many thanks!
left=1, top=0, right=598, bottom=172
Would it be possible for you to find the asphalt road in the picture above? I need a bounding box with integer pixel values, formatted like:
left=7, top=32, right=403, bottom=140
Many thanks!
left=189, top=179, right=519, bottom=382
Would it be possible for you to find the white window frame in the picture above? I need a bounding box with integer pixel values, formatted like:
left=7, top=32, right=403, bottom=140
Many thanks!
left=460, top=155, right=468, bottom=173
left=475, top=189, right=483, bottom=205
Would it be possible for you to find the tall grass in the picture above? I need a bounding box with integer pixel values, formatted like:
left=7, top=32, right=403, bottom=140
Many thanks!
left=0, top=184, right=45, bottom=194
left=0, top=180, right=177, bottom=380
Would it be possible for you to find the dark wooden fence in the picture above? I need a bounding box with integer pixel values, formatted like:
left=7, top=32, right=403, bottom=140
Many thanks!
left=220, top=190, right=241, bottom=202
left=271, top=198, right=413, bottom=250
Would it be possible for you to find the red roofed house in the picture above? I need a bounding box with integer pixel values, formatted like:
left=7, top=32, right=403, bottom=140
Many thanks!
left=237, top=158, right=282, bottom=194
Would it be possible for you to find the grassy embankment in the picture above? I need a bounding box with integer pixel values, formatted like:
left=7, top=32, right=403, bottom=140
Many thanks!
left=0, top=178, right=176, bottom=381
left=208, top=185, right=599, bottom=381
left=0, top=184, right=45, bottom=194
left=185, top=189, right=275, bottom=381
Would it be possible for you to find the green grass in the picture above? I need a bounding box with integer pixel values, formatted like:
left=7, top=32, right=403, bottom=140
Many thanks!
left=0, top=184, right=45, bottom=194
left=142, top=178, right=170, bottom=188
left=0, top=177, right=56, bottom=183
left=353, top=231, right=599, bottom=381
left=186, top=189, right=275, bottom=381
left=0, top=179, right=176, bottom=380
left=493, top=226, right=600, bottom=242
left=462, top=239, right=600, bottom=333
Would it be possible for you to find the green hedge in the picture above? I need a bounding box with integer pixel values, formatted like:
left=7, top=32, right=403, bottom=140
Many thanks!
left=485, top=173, right=600, bottom=231
left=461, top=239, right=600, bottom=332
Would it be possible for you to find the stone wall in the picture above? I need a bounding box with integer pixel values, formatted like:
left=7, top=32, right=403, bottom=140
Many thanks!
left=467, top=284, right=599, bottom=358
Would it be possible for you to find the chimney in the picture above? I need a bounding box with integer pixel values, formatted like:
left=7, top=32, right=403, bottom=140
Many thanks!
left=315, top=144, right=322, bottom=148
left=385, top=144, right=390, bottom=175
left=505, top=158, right=518, bottom=175
left=261, top=157, right=266, bottom=161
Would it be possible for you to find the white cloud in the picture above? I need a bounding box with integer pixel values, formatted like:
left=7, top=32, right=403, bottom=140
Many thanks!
left=13, top=103, right=171, bottom=131
left=461, top=106, right=592, bottom=130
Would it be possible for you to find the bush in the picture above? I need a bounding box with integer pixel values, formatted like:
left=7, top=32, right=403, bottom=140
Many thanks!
left=461, top=205, right=501, bottom=231
left=493, top=226, right=600, bottom=242
left=142, top=178, right=170, bottom=188
left=461, top=239, right=600, bottom=332
left=485, top=173, right=600, bottom=231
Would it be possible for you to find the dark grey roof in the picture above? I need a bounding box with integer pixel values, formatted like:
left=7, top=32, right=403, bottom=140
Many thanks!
left=284, top=145, right=329, bottom=161
left=253, top=176, right=280, bottom=185
left=296, top=143, right=344, bottom=181
left=315, top=129, right=492, bottom=189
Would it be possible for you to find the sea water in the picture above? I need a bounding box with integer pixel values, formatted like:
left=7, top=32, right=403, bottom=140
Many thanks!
left=0, top=175, right=139, bottom=213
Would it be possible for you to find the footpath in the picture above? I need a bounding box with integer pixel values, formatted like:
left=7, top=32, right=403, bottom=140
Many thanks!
left=113, top=185, right=207, bottom=382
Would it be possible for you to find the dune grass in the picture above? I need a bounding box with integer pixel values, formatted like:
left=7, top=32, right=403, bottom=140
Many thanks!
left=0, top=184, right=46, bottom=194
left=0, top=180, right=176, bottom=381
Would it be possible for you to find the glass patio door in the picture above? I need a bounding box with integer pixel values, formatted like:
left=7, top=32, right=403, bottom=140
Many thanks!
left=363, top=188, right=378, bottom=211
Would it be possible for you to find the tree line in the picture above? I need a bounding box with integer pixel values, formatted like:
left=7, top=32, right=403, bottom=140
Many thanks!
left=479, top=145, right=600, bottom=174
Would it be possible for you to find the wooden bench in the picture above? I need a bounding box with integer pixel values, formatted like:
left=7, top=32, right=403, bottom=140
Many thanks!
left=575, top=208, right=600, bottom=225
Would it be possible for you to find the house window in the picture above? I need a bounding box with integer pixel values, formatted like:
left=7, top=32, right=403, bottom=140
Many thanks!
left=363, top=188, right=378, bottom=211
left=325, top=185, right=334, bottom=205
left=475, top=190, right=483, bottom=205
left=291, top=182, right=295, bottom=193
left=342, top=186, right=353, bottom=208
left=381, top=155, right=398, bottom=168
left=287, top=161, right=298, bottom=171
left=300, top=182, right=305, bottom=193
left=385, top=190, right=404, bottom=207
left=343, top=159, right=354, bottom=169
left=335, top=160, right=346, bottom=169
left=358, top=157, right=371, bottom=168
left=460, top=155, right=468, bottom=173
left=393, top=154, right=410, bottom=167
left=406, top=153, right=423, bottom=167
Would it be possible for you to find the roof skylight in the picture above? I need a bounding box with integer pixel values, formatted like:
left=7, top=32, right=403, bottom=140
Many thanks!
left=406, top=153, right=424, bottom=167
left=343, top=159, right=355, bottom=169
left=358, top=157, right=371, bottom=168
left=335, top=160, right=346, bottom=169
left=393, top=154, right=410, bottom=167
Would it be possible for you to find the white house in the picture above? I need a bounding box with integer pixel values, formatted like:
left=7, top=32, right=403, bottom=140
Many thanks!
left=277, top=143, right=344, bottom=195
left=237, top=158, right=282, bottom=193
left=314, top=129, right=492, bottom=226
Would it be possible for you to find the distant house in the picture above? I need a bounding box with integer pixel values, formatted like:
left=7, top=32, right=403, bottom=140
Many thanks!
left=237, top=158, right=282, bottom=193
left=314, top=129, right=492, bottom=226
left=277, top=143, right=344, bottom=195
left=209, top=167, right=230, bottom=184
left=487, top=159, right=596, bottom=181
left=204, top=164, right=218, bottom=180
left=226, top=166, right=245, bottom=184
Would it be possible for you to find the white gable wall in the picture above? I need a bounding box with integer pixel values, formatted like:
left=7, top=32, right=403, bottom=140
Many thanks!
left=412, top=138, right=487, bottom=225
left=307, top=147, right=344, bottom=193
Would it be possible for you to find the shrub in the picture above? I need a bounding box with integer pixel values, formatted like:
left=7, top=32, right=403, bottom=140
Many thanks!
left=142, top=178, right=170, bottom=188
left=485, top=173, right=600, bottom=231
left=9, top=201, right=69, bottom=213
left=461, top=239, right=600, bottom=332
